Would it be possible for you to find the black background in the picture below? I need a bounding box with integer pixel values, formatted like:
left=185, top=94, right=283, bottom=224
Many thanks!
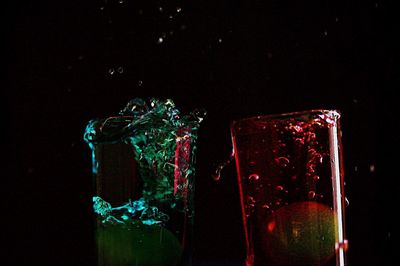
left=4, top=0, right=397, bottom=265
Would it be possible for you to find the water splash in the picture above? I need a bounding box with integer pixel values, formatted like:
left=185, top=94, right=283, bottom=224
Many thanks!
left=84, top=98, right=206, bottom=223
left=212, top=152, right=235, bottom=181
left=93, top=196, right=168, bottom=225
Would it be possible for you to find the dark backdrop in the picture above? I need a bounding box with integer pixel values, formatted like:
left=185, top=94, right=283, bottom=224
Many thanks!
left=4, top=0, right=397, bottom=265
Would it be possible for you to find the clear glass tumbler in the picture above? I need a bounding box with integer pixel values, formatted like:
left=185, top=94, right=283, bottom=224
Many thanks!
left=84, top=98, right=205, bottom=266
left=231, top=110, right=348, bottom=266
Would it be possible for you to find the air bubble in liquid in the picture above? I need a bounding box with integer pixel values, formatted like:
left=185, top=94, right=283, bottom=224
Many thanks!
left=248, top=174, right=260, bottom=181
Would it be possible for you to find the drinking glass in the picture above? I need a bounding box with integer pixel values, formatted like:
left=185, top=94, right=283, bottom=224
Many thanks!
left=84, top=98, right=205, bottom=266
left=230, top=110, right=348, bottom=266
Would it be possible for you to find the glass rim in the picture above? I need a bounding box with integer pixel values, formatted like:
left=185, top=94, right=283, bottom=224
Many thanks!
left=231, top=109, right=341, bottom=126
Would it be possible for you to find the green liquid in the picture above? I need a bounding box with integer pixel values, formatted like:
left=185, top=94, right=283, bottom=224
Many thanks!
left=97, top=223, right=182, bottom=266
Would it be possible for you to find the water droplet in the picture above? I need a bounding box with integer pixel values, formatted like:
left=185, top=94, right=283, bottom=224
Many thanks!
left=212, top=152, right=235, bottom=181
left=157, top=37, right=164, bottom=44
left=212, top=171, right=221, bottom=181
left=275, top=186, right=284, bottom=191
left=313, top=175, right=320, bottom=181
left=100, top=6, right=105, bottom=11
left=324, top=30, right=328, bottom=36
left=248, top=174, right=260, bottom=181
left=218, top=38, right=222, bottom=43
left=308, top=191, right=316, bottom=199
left=158, top=7, right=163, bottom=12
left=108, top=68, right=115, bottom=75
left=176, top=7, right=182, bottom=13
left=369, top=164, right=375, bottom=172
left=138, top=80, right=143, bottom=86
left=118, top=0, right=124, bottom=4
left=117, top=66, right=124, bottom=74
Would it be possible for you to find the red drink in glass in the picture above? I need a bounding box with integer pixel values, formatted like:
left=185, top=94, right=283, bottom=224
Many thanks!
left=231, top=110, right=348, bottom=266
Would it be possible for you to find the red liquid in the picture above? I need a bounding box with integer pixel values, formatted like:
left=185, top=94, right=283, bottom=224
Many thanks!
left=231, top=111, right=347, bottom=266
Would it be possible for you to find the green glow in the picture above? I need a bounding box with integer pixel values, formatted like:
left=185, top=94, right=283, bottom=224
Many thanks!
left=97, top=222, right=182, bottom=266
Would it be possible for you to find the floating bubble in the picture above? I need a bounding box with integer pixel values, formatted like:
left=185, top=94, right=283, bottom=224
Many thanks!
left=295, top=138, right=305, bottom=145
left=246, top=196, right=256, bottom=207
left=275, top=157, right=289, bottom=168
left=248, top=174, right=260, bottom=181
left=308, top=191, right=316, bottom=199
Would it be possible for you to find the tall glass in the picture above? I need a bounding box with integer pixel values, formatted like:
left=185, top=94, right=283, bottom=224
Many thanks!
left=231, top=110, right=347, bottom=266
left=84, top=98, right=205, bottom=266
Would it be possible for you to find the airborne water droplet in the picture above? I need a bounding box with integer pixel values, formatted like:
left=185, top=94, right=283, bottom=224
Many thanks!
left=369, top=164, right=375, bottom=172
left=212, top=152, right=235, bottom=181
left=345, top=197, right=350, bottom=207
left=108, top=68, right=115, bottom=75
left=117, top=67, right=124, bottom=74
left=157, top=37, right=164, bottom=44
left=212, top=169, right=221, bottom=181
